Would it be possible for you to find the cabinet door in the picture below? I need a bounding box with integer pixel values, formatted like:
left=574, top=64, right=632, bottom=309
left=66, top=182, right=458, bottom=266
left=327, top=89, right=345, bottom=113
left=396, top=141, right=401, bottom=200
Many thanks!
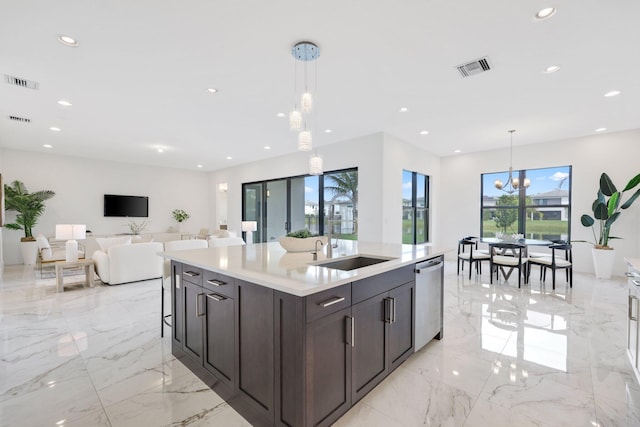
left=237, top=280, right=274, bottom=418
left=204, top=292, right=235, bottom=386
left=171, top=262, right=183, bottom=346
left=389, top=281, right=415, bottom=371
left=306, top=307, right=352, bottom=427
left=351, top=293, right=387, bottom=403
left=184, top=281, right=204, bottom=360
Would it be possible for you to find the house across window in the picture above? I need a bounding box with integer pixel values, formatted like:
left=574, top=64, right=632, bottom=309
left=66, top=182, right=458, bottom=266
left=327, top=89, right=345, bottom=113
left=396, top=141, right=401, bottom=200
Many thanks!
left=481, top=166, right=571, bottom=241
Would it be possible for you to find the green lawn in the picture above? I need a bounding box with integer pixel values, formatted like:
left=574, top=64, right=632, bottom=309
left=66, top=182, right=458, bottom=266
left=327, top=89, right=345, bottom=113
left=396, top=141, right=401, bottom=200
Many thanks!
left=482, top=219, right=568, bottom=239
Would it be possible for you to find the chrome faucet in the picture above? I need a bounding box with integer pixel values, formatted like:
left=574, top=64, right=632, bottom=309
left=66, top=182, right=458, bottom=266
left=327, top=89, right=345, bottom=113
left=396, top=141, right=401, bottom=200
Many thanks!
left=312, top=239, right=324, bottom=261
left=325, top=218, right=357, bottom=259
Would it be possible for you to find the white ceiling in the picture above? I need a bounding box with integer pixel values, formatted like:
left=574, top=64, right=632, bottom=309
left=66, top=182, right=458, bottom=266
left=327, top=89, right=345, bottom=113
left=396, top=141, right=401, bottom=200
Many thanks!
left=1, top=0, right=639, bottom=172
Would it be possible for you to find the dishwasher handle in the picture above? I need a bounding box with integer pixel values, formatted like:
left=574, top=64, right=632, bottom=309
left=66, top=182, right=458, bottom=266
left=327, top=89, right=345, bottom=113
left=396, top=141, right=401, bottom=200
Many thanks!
left=415, top=260, right=443, bottom=274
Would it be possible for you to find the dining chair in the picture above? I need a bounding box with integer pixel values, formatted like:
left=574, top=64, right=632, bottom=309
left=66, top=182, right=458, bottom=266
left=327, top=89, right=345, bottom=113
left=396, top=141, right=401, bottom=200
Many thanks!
left=489, top=242, right=529, bottom=287
left=457, top=238, right=490, bottom=279
left=527, top=243, right=573, bottom=289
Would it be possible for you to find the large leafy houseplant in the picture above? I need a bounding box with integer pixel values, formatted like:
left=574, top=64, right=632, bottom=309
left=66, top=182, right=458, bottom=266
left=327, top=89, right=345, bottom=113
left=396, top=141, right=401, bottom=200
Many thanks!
left=580, top=172, right=640, bottom=249
left=4, top=180, right=55, bottom=241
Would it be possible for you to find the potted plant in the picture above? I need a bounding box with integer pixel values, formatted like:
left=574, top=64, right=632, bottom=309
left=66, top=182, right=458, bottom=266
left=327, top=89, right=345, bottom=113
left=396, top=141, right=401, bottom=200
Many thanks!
left=580, top=172, right=640, bottom=278
left=172, top=209, right=190, bottom=232
left=278, top=229, right=328, bottom=252
left=3, top=180, right=56, bottom=265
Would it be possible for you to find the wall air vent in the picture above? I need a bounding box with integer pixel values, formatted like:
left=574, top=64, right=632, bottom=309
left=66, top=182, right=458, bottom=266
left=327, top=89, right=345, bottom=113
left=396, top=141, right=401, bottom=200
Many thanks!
left=9, top=115, right=31, bottom=123
left=4, top=74, right=39, bottom=90
left=456, top=57, right=491, bottom=78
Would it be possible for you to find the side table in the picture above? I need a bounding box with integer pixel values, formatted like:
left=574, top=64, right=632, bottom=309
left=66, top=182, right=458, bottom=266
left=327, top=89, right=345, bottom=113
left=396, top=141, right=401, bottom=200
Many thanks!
left=54, top=258, right=95, bottom=292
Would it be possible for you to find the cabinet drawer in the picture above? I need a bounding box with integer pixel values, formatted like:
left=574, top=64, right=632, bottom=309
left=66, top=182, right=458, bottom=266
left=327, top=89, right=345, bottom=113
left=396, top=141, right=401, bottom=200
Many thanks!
left=182, top=265, right=203, bottom=285
left=352, top=265, right=414, bottom=304
left=305, top=284, right=351, bottom=323
left=203, top=270, right=235, bottom=298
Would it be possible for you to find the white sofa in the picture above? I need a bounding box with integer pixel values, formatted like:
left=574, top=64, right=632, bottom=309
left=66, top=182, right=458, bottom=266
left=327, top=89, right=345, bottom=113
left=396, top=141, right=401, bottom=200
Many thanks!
left=93, top=240, right=164, bottom=285
left=207, top=229, right=246, bottom=247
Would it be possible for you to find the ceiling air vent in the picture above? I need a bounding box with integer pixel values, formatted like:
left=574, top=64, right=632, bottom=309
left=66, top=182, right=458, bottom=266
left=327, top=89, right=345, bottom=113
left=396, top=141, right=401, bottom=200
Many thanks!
left=9, top=115, right=31, bottom=123
left=4, top=74, right=39, bottom=90
left=456, top=57, right=491, bottom=78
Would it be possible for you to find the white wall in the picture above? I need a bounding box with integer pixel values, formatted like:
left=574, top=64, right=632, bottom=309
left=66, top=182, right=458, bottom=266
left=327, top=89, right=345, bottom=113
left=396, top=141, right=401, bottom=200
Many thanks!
left=1, top=149, right=211, bottom=265
left=440, top=129, right=640, bottom=275
left=0, top=149, right=4, bottom=273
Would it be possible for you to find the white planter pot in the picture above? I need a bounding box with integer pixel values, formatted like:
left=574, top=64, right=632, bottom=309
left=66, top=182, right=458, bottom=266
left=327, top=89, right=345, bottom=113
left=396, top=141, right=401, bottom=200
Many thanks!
left=278, top=236, right=328, bottom=253
left=20, top=240, right=39, bottom=266
left=592, top=248, right=616, bottom=279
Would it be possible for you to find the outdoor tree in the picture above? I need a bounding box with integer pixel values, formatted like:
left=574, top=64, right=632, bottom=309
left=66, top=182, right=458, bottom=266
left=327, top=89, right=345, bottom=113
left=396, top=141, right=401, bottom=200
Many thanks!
left=493, top=194, right=518, bottom=232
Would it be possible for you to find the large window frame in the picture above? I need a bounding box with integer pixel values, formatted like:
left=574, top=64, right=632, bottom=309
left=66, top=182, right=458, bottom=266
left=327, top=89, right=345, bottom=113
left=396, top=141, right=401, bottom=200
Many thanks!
left=242, top=167, right=358, bottom=243
left=402, top=170, right=430, bottom=244
left=480, top=165, right=572, bottom=241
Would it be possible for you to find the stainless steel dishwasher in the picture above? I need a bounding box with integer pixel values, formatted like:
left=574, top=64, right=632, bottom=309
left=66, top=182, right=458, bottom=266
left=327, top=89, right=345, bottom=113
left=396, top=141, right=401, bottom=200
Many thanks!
left=414, top=256, right=444, bottom=352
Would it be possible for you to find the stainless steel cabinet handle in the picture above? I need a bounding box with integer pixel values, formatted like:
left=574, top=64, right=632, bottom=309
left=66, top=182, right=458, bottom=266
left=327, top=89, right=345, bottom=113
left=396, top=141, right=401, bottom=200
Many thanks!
left=206, top=293, right=227, bottom=302
left=633, top=279, right=640, bottom=287
left=630, top=295, right=638, bottom=321
left=391, top=297, right=396, bottom=324
left=206, top=279, right=226, bottom=286
left=319, top=296, right=345, bottom=308
left=346, top=316, right=355, bottom=347
left=175, top=274, right=180, bottom=289
left=196, top=293, right=205, bottom=317
left=184, top=271, right=200, bottom=277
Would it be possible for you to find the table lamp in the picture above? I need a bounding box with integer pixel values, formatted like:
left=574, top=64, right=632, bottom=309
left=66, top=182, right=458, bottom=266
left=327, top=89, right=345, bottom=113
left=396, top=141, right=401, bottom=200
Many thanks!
left=55, top=224, right=86, bottom=262
left=241, top=221, right=257, bottom=245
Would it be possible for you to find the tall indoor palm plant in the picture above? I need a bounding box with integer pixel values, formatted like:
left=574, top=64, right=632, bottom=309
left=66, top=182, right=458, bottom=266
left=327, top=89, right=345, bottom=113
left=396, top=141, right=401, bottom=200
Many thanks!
left=4, top=180, right=55, bottom=241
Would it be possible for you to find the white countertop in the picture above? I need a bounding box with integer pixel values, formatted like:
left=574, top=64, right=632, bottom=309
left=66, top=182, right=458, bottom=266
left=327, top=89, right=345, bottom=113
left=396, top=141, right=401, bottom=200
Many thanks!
left=162, top=241, right=449, bottom=297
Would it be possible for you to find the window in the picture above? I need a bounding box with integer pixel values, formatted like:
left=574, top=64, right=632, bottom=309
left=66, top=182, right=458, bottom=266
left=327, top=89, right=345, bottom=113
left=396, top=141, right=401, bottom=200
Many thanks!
left=242, top=168, right=357, bottom=242
left=481, top=166, right=571, bottom=241
left=402, top=170, right=429, bottom=244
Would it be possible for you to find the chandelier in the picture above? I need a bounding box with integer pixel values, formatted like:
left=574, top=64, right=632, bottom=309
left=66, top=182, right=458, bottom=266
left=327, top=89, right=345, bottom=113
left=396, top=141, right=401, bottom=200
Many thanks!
left=494, top=130, right=530, bottom=194
left=289, top=40, right=324, bottom=174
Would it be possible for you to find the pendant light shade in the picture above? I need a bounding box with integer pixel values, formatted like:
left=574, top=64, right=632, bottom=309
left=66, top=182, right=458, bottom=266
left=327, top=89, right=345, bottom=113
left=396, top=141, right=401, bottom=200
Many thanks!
left=301, top=92, right=313, bottom=113
left=289, top=110, right=302, bottom=131
left=494, top=130, right=530, bottom=194
left=309, top=154, right=323, bottom=175
left=298, top=130, right=312, bottom=151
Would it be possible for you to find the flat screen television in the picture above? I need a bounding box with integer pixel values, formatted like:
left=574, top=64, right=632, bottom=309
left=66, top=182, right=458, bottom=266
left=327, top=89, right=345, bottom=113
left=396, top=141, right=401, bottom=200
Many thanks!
left=104, top=194, right=149, bottom=217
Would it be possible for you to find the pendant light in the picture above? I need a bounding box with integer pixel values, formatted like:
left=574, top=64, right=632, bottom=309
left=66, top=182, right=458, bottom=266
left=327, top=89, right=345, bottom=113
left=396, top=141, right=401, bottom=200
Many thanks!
left=309, top=152, right=323, bottom=175
left=494, top=130, right=530, bottom=194
left=290, top=41, right=320, bottom=151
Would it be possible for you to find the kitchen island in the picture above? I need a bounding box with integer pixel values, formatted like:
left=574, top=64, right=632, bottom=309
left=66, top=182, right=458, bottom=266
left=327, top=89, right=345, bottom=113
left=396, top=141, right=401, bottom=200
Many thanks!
left=163, top=241, right=447, bottom=427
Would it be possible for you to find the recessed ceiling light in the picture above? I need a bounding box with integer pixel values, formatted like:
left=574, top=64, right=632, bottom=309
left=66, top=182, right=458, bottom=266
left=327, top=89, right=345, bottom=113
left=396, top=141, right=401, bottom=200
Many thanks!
left=226, top=156, right=232, bottom=160
left=324, top=129, right=332, bottom=133
left=276, top=113, right=286, bottom=118
left=57, top=100, right=72, bottom=106
left=544, top=65, right=560, bottom=73
left=604, top=90, right=621, bottom=97
left=49, top=126, right=61, bottom=132
left=419, top=130, right=429, bottom=135
left=454, top=149, right=461, bottom=153
left=207, top=88, right=218, bottom=93
left=264, top=145, right=271, bottom=150
left=399, top=107, right=408, bottom=112
left=57, top=35, right=78, bottom=46
left=43, top=144, right=53, bottom=148
left=196, top=164, right=204, bottom=168
left=535, top=7, right=556, bottom=20
left=157, top=148, right=164, bottom=153
left=595, top=127, right=607, bottom=132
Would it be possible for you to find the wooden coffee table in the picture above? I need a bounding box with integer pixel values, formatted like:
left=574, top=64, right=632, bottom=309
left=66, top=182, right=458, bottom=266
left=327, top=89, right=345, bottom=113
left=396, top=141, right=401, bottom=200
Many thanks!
left=54, top=258, right=95, bottom=292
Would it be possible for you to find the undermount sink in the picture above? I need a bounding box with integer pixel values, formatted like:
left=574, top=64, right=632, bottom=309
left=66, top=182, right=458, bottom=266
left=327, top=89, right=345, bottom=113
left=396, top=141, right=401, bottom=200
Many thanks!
left=313, top=255, right=395, bottom=271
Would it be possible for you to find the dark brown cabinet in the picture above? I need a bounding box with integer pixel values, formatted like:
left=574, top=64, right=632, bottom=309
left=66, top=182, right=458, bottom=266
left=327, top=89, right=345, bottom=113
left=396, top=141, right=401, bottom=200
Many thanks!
left=172, top=261, right=425, bottom=427
left=171, top=261, right=183, bottom=346
left=203, top=285, right=235, bottom=387
left=183, top=270, right=204, bottom=361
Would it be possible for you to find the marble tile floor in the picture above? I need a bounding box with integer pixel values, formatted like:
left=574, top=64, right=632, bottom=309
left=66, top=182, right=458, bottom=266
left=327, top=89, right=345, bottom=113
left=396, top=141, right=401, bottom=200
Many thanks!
left=0, top=262, right=638, bottom=427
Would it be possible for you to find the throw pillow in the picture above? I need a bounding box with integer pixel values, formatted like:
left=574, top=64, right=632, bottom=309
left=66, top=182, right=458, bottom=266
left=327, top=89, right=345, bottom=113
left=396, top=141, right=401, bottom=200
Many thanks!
left=96, top=236, right=132, bottom=252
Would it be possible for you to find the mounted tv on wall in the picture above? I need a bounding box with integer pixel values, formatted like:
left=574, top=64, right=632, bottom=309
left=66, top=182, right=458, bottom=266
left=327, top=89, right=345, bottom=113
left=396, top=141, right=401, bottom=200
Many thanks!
left=104, top=194, right=149, bottom=217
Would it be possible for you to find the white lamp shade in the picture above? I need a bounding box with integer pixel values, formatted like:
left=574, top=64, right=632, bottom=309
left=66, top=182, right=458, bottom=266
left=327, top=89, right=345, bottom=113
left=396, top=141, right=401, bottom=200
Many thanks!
left=55, top=224, right=87, bottom=240
left=301, top=92, right=313, bottom=113
left=241, top=221, right=257, bottom=232
left=289, top=110, right=302, bottom=131
left=309, top=155, right=323, bottom=175
left=298, top=130, right=312, bottom=151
